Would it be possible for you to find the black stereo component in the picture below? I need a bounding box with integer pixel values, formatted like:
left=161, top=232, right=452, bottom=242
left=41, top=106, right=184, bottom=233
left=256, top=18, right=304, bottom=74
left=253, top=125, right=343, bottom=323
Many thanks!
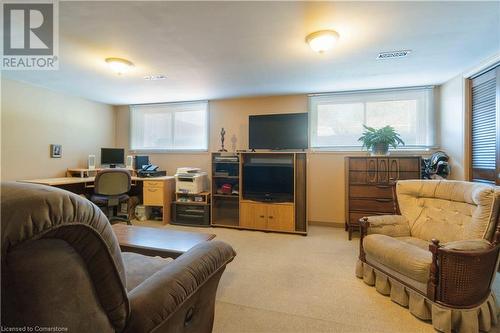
left=171, top=203, right=210, bottom=227
left=137, top=170, right=167, bottom=178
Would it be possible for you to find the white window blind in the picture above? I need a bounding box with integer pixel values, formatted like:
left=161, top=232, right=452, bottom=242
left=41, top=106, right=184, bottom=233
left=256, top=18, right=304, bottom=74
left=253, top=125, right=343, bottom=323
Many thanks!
left=130, top=101, right=208, bottom=151
left=309, top=87, right=435, bottom=150
left=471, top=66, right=499, bottom=184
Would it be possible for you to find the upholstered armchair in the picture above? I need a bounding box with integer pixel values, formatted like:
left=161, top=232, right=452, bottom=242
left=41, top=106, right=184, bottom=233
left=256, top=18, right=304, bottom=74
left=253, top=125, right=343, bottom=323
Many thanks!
left=1, top=182, right=236, bottom=333
left=356, top=180, right=500, bottom=333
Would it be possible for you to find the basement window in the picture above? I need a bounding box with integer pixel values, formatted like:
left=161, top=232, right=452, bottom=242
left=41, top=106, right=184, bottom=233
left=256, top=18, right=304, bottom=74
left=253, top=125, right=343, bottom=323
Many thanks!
left=309, top=87, right=436, bottom=151
left=130, top=101, right=208, bottom=152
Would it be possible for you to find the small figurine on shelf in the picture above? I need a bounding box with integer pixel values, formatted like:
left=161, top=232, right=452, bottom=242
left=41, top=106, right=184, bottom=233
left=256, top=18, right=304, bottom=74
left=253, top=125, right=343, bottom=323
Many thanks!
left=230, top=134, right=237, bottom=152
left=219, top=127, right=227, bottom=152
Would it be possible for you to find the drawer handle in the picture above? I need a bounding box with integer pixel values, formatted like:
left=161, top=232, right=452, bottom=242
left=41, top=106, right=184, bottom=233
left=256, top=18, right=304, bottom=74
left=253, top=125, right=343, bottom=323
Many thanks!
left=375, top=185, right=390, bottom=189
left=268, top=216, right=274, bottom=219
left=147, top=188, right=158, bottom=192
left=259, top=215, right=265, bottom=218
left=375, top=198, right=392, bottom=203
left=179, top=214, right=202, bottom=218
left=185, top=209, right=204, bottom=213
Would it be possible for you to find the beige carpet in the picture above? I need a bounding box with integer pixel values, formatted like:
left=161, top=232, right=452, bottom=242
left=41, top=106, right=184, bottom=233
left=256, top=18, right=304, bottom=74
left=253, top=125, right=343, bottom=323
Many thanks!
left=136, top=221, right=500, bottom=333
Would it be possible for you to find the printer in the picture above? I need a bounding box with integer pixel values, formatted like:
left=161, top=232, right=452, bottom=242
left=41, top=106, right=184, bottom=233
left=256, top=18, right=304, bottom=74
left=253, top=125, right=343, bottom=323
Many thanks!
left=175, top=167, right=208, bottom=194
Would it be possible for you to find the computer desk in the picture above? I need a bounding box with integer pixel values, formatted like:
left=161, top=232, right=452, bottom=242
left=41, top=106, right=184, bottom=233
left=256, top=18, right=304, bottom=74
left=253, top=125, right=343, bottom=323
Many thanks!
left=19, top=175, right=175, bottom=225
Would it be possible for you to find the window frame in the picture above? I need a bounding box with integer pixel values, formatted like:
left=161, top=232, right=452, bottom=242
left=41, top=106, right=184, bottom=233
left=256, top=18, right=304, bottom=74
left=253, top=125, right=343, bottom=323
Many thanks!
left=308, top=86, right=437, bottom=152
left=129, top=100, right=209, bottom=153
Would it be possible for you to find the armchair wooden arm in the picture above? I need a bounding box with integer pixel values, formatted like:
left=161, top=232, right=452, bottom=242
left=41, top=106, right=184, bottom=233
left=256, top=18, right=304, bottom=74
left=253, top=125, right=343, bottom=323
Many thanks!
left=359, top=217, right=370, bottom=261
left=428, top=237, right=500, bottom=308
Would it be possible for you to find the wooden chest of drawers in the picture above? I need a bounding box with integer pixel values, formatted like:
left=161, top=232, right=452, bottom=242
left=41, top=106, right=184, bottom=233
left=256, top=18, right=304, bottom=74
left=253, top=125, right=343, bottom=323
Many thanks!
left=345, top=156, right=421, bottom=240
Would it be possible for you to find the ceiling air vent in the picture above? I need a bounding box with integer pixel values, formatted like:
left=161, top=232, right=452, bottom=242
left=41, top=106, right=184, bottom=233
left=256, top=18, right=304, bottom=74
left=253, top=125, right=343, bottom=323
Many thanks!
left=144, top=74, right=167, bottom=81
left=376, top=50, right=411, bottom=60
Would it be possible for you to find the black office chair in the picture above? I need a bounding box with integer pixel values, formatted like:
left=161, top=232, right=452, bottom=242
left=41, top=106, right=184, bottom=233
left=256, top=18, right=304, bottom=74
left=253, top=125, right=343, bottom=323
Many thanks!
left=91, top=169, right=131, bottom=225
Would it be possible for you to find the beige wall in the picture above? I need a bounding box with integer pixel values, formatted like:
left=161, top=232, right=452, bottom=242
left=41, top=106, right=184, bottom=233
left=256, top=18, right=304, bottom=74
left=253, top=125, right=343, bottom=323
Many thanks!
left=0, top=63, right=485, bottom=224
left=438, top=75, right=467, bottom=180
left=208, top=95, right=308, bottom=151
left=0, top=78, right=455, bottom=225
left=437, top=55, right=500, bottom=181
left=1, top=78, right=116, bottom=180
left=116, top=95, right=408, bottom=225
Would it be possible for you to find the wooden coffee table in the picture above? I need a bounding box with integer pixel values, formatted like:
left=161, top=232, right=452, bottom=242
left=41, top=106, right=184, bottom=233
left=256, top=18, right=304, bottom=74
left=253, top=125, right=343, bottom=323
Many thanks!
left=112, top=224, right=216, bottom=258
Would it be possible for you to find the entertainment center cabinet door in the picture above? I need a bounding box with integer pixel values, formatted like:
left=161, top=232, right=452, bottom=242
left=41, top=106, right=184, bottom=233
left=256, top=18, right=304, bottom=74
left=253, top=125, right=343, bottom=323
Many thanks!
left=267, top=204, right=294, bottom=232
left=240, top=202, right=267, bottom=229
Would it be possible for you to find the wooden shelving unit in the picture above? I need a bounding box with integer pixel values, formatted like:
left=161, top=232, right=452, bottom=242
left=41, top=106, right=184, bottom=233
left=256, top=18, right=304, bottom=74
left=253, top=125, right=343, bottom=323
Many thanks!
left=211, top=153, right=241, bottom=227
left=213, top=193, right=239, bottom=197
left=210, top=152, right=307, bottom=235
left=175, top=191, right=210, bottom=205
left=171, top=191, right=211, bottom=227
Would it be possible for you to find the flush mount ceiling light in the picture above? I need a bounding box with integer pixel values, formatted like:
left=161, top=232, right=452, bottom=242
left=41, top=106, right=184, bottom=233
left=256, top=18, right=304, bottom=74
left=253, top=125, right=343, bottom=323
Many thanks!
left=105, top=57, right=134, bottom=74
left=306, top=30, right=340, bottom=53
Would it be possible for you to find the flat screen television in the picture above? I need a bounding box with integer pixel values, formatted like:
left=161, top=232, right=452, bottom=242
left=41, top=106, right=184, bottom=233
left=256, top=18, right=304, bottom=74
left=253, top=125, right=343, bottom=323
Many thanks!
left=243, top=155, right=294, bottom=202
left=101, top=148, right=125, bottom=167
left=249, top=113, right=308, bottom=150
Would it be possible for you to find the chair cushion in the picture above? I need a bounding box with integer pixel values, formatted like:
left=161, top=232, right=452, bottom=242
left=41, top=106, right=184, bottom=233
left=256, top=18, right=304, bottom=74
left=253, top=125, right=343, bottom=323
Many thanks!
left=395, top=236, right=430, bottom=250
left=122, top=252, right=173, bottom=292
left=364, top=234, right=432, bottom=283
left=91, top=193, right=129, bottom=206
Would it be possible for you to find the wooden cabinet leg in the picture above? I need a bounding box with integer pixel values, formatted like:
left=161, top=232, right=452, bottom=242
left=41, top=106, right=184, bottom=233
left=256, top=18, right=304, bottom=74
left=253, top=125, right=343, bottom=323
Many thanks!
left=348, top=226, right=352, bottom=240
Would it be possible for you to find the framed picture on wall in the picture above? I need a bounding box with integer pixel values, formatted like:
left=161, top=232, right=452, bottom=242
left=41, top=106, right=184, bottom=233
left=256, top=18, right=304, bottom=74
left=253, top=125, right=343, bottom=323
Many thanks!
left=50, top=144, right=62, bottom=158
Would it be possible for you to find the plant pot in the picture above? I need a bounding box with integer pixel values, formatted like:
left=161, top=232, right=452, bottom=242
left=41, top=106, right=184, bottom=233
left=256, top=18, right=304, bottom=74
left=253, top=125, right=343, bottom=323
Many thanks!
left=371, top=143, right=389, bottom=156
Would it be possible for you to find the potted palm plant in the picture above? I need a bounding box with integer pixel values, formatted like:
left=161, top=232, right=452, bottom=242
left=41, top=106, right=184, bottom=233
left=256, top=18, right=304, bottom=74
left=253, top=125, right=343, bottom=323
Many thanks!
left=358, top=125, right=404, bottom=156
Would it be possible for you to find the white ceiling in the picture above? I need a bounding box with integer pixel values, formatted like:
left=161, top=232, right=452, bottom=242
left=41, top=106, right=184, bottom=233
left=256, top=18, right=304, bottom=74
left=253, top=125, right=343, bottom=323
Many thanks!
left=3, top=1, right=500, bottom=105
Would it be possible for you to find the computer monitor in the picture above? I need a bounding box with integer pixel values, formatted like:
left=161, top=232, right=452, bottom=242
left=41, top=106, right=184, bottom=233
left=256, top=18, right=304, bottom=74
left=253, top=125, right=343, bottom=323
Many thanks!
left=101, top=148, right=125, bottom=167
left=135, top=155, right=150, bottom=170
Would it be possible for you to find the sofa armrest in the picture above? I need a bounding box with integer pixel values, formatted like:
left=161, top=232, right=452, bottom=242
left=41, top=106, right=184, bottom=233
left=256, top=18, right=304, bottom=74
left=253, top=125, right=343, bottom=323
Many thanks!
left=427, top=239, right=499, bottom=306
left=124, top=240, right=236, bottom=333
left=358, top=215, right=410, bottom=262
left=361, top=215, right=410, bottom=237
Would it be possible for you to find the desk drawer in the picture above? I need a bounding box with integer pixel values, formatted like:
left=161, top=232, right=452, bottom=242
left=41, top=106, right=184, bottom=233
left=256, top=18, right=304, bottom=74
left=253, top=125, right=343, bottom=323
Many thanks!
left=143, top=180, right=164, bottom=188
left=143, top=186, right=164, bottom=206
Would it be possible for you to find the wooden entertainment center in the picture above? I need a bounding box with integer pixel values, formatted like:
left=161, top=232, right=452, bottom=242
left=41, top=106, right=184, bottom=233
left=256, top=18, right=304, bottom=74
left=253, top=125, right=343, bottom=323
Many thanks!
left=211, top=152, right=307, bottom=235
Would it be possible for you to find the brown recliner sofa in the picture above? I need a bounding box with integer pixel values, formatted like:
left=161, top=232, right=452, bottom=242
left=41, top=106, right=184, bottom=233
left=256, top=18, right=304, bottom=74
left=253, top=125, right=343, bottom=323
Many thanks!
left=356, top=180, right=500, bottom=333
left=1, top=182, right=236, bottom=333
